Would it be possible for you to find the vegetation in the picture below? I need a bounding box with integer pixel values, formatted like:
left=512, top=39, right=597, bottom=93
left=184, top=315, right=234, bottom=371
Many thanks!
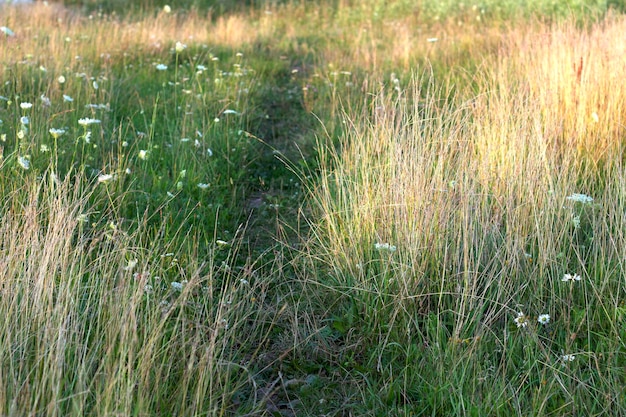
left=1, top=0, right=625, bottom=415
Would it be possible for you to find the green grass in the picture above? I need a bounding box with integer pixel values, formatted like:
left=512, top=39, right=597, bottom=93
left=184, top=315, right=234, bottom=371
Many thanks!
left=1, top=1, right=626, bottom=416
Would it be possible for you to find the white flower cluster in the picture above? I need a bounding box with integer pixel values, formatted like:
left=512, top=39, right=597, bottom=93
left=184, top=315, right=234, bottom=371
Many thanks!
left=566, top=193, right=593, bottom=204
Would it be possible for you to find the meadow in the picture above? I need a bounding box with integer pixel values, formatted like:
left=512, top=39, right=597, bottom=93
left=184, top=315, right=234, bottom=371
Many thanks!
left=1, top=0, right=625, bottom=415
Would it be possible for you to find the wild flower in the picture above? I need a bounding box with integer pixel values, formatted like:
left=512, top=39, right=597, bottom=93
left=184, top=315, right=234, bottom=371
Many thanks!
left=58, top=75, right=66, bottom=84
left=572, top=215, right=581, bottom=229
left=40, top=94, right=51, bottom=106
left=49, top=128, right=66, bottom=138
left=566, top=193, right=593, bottom=204
left=538, top=314, right=550, bottom=325
left=40, top=144, right=50, bottom=153
left=20, top=116, right=29, bottom=125
left=156, top=64, right=168, bottom=71
left=207, top=148, right=213, bottom=157
left=1, top=26, right=15, bottom=37
left=20, top=102, right=33, bottom=110
left=175, top=42, right=187, bottom=53
left=562, top=273, right=581, bottom=282
left=374, top=242, right=397, bottom=252
left=223, top=109, right=238, bottom=115
left=427, top=37, right=439, bottom=42
left=97, top=173, right=114, bottom=183
left=17, top=156, right=30, bottom=170
left=92, top=81, right=99, bottom=90
left=171, top=280, right=187, bottom=291
left=124, top=259, right=138, bottom=271
left=240, top=279, right=249, bottom=285
left=197, top=183, right=210, bottom=189
left=514, top=311, right=528, bottom=328
left=63, top=94, right=74, bottom=102
left=78, top=118, right=101, bottom=126
left=163, top=4, right=171, bottom=13
left=591, top=112, right=599, bottom=123
left=562, top=354, right=576, bottom=363
left=138, top=150, right=149, bottom=160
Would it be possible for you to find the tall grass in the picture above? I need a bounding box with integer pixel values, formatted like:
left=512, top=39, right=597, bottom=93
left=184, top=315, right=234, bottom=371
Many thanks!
left=309, top=14, right=626, bottom=414
left=2, top=0, right=626, bottom=415
left=0, top=172, right=283, bottom=415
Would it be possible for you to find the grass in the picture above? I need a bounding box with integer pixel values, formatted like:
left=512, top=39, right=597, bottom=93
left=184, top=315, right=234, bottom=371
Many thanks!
left=1, top=0, right=626, bottom=415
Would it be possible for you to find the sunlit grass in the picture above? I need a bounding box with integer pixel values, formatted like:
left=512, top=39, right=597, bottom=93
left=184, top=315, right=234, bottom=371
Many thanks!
left=1, top=0, right=626, bottom=415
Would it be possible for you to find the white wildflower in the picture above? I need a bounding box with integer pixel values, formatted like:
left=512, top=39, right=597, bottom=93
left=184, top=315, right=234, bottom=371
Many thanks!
left=97, top=174, right=114, bottom=183
left=562, top=273, right=582, bottom=282
left=197, top=183, right=210, bottom=189
left=20, top=102, right=33, bottom=110
left=156, top=64, right=168, bottom=71
left=538, top=314, right=550, bottom=325
left=49, top=128, right=66, bottom=138
left=1, top=26, right=15, bottom=37
left=175, top=41, right=187, bottom=53
left=63, top=94, right=74, bottom=102
left=566, top=193, right=593, bottom=204
left=374, top=242, right=397, bottom=252
left=78, top=118, right=101, bottom=126
left=513, top=311, right=528, bottom=328
left=40, top=94, right=51, bottom=107
left=138, top=149, right=149, bottom=160
left=17, top=156, right=30, bottom=170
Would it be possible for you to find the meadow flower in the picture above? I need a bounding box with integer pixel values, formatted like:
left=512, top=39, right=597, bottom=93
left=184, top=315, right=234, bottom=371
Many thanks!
left=63, top=94, right=74, bottom=102
left=207, top=148, right=213, bottom=157
left=538, top=314, right=550, bottom=325
left=427, top=37, right=439, bottom=42
left=20, top=102, right=33, bottom=110
left=197, top=183, right=210, bottom=189
left=40, top=94, right=51, bottom=106
left=17, top=156, right=30, bottom=170
left=40, top=144, right=50, bottom=153
left=92, top=80, right=99, bottom=90
left=223, top=109, right=238, bottom=115
left=78, top=118, right=101, bottom=126
left=513, top=311, right=528, bottom=328
left=97, top=173, right=114, bottom=183
left=562, top=273, right=581, bottom=282
left=163, top=4, right=171, bottom=13
left=1, top=26, right=15, bottom=37
left=175, top=41, right=187, bottom=53
left=562, top=354, right=576, bottom=363
left=138, top=149, right=149, bottom=160
left=591, top=112, right=599, bottom=123
left=20, top=116, right=29, bottom=125
left=171, top=280, right=187, bottom=291
left=155, top=64, right=168, bottom=71
left=374, top=242, right=397, bottom=252
left=566, top=193, right=593, bottom=204
left=49, top=128, right=66, bottom=138
left=124, top=259, right=138, bottom=271
left=58, top=75, right=66, bottom=84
